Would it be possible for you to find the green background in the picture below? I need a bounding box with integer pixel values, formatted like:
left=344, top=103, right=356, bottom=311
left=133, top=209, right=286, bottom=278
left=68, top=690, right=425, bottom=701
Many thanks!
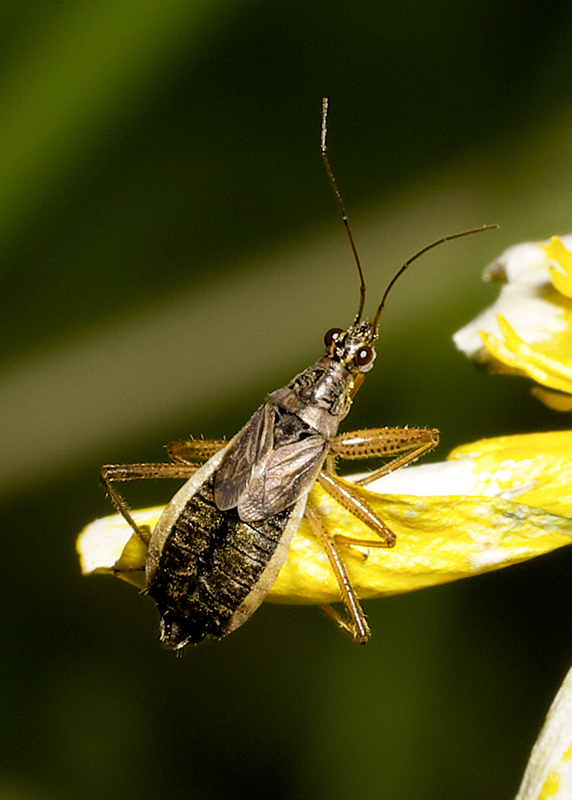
left=2, top=1, right=572, bottom=798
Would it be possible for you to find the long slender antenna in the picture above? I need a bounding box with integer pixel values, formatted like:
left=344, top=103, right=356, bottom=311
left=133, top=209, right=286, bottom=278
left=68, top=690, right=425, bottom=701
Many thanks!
left=321, top=97, right=367, bottom=322
left=371, top=225, right=499, bottom=330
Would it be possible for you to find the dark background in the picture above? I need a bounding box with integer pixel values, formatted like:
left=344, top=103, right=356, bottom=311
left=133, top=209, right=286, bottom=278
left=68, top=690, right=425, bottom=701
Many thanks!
left=2, top=1, right=572, bottom=798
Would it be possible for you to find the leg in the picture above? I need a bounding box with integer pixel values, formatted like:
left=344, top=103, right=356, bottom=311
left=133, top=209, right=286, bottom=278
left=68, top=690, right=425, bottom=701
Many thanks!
left=318, top=429, right=437, bottom=552
left=100, top=461, right=203, bottom=543
left=304, top=503, right=370, bottom=643
left=329, top=426, right=439, bottom=485
left=317, top=471, right=396, bottom=547
left=100, top=439, right=228, bottom=542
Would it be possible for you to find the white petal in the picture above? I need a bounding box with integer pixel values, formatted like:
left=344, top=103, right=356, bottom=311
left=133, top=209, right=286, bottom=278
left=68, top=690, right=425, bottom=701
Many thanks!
left=351, top=459, right=478, bottom=496
left=484, top=241, right=553, bottom=286
left=78, top=507, right=159, bottom=574
left=453, top=235, right=572, bottom=359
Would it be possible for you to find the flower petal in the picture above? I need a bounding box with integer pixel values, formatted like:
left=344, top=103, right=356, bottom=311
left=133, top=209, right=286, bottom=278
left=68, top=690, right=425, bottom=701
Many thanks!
left=515, top=661, right=572, bottom=800
left=78, top=432, right=572, bottom=605
left=478, top=315, right=572, bottom=394
left=447, top=430, right=572, bottom=516
left=546, top=235, right=572, bottom=298
left=270, top=483, right=572, bottom=603
left=531, top=387, right=572, bottom=412
left=453, top=235, right=572, bottom=402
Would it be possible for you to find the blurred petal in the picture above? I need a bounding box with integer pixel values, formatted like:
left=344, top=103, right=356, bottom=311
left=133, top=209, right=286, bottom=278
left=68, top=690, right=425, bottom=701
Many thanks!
left=479, top=315, right=572, bottom=394
left=78, top=431, right=572, bottom=605
left=453, top=235, right=572, bottom=404
left=515, top=662, right=572, bottom=800
left=546, top=236, right=572, bottom=298
left=531, top=387, right=572, bottom=411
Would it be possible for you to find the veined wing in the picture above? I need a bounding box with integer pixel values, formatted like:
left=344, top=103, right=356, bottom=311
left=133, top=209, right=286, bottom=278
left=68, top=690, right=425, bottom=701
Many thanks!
left=237, top=434, right=328, bottom=522
left=214, top=403, right=274, bottom=511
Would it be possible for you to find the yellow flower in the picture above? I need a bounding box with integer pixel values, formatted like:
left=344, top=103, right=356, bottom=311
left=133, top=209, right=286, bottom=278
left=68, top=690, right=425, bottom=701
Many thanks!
left=453, top=234, right=572, bottom=409
left=77, top=431, right=572, bottom=604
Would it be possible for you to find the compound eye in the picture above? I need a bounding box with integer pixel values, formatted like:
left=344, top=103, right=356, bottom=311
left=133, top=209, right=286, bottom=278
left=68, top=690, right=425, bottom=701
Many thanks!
left=324, top=327, right=344, bottom=348
left=355, top=345, right=374, bottom=367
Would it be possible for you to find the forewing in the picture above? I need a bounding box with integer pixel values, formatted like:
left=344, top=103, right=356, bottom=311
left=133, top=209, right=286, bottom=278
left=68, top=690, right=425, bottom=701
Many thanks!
left=237, top=435, right=328, bottom=521
left=214, top=403, right=274, bottom=511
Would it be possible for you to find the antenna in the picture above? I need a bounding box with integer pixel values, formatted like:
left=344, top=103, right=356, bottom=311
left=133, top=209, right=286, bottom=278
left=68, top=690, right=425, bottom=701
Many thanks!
left=320, top=98, right=498, bottom=331
left=370, top=225, right=498, bottom=330
left=321, top=97, right=366, bottom=322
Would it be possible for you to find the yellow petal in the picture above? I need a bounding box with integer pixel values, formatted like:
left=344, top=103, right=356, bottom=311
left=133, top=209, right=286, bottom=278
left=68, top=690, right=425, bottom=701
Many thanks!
left=531, top=387, right=572, bottom=411
left=545, top=236, right=572, bottom=299
left=269, top=483, right=572, bottom=603
left=479, top=315, right=572, bottom=395
left=78, top=431, right=572, bottom=605
left=550, top=269, right=572, bottom=300
left=449, top=430, right=572, bottom=517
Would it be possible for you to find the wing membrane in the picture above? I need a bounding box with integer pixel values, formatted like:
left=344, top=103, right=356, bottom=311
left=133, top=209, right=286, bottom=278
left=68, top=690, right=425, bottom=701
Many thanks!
left=238, top=435, right=327, bottom=521
left=214, top=404, right=274, bottom=510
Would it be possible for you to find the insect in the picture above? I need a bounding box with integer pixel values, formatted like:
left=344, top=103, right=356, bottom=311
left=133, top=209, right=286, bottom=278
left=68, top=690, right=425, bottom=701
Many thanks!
left=100, top=98, right=495, bottom=648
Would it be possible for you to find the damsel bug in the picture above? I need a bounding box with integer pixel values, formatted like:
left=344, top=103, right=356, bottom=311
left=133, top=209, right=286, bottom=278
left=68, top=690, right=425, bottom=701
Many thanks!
left=100, top=99, right=495, bottom=648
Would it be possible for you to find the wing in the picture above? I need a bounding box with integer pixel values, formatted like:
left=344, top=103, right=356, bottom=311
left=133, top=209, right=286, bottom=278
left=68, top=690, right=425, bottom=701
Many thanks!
left=237, top=434, right=328, bottom=522
left=214, top=403, right=275, bottom=511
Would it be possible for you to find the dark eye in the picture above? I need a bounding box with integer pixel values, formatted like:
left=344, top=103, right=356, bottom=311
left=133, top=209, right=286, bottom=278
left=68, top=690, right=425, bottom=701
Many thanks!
left=355, top=345, right=374, bottom=366
left=324, top=327, right=344, bottom=347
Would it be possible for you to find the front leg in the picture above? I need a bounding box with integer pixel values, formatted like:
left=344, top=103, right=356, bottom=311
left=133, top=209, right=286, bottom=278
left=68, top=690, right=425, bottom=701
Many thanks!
left=329, top=426, right=439, bottom=485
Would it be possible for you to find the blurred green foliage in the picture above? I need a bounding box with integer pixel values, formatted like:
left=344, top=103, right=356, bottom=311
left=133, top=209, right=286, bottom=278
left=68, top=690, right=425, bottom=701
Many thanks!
left=2, top=1, right=572, bottom=799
